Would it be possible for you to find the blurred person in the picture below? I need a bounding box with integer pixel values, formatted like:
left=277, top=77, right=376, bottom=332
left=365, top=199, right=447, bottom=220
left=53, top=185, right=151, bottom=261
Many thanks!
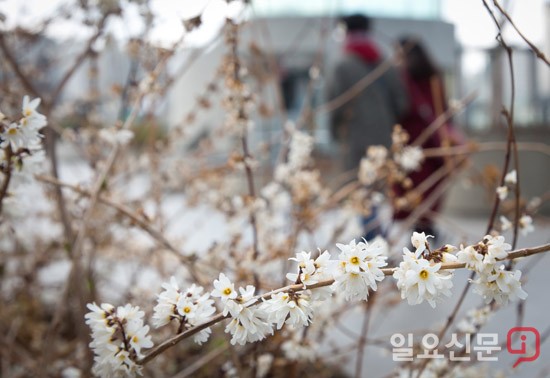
left=392, top=36, right=465, bottom=239
left=327, top=14, right=408, bottom=240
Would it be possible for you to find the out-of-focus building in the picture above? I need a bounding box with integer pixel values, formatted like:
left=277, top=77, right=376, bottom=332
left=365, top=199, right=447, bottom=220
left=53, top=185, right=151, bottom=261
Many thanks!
left=166, top=0, right=549, bottom=214
left=3, top=0, right=546, bottom=214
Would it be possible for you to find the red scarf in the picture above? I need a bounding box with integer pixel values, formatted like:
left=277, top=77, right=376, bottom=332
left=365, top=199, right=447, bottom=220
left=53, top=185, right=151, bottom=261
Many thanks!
left=344, top=33, right=381, bottom=64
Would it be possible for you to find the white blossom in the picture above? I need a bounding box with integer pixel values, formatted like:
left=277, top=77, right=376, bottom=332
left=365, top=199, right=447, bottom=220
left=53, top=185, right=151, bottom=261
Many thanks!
left=286, top=250, right=333, bottom=289
left=485, top=235, right=511, bottom=263
left=256, top=354, right=274, bottom=378
left=396, top=146, right=424, bottom=172
left=287, top=130, right=313, bottom=171
left=211, top=273, right=238, bottom=303
left=366, top=145, right=388, bottom=165
left=262, top=292, right=313, bottom=329
left=411, top=231, right=433, bottom=257
left=358, top=146, right=388, bottom=185
left=504, top=169, right=517, bottom=185
left=457, top=244, right=485, bottom=272
left=332, top=239, right=387, bottom=301
left=358, top=157, right=379, bottom=185
left=152, top=278, right=215, bottom=345
left=457, top=236, right=510, bottom=273
left=519, top=215, right=534, bottom=236
left=1, top=123, right=28, bottom=150
left=393, top=251, right=453, bottom=308
left=224, top=300, right=272, bottom=345
left=152, top=277, right=181, bottom=328
left=496, top=185, right=508, bottom=201
left=85, top=302, right=153, bottom=377
left=472, top=265, right=528, bottom=305
left=500, top=215, right=512, bottom=231
left=21, top=95, right=47, bottom=131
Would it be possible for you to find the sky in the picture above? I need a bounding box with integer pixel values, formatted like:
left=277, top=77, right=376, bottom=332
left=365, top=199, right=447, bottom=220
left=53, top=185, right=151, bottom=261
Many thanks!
left=0, top=0, right=547, bottom=50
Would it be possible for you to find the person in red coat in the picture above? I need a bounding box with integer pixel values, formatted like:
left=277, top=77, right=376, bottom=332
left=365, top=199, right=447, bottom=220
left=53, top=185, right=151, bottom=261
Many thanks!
left=393, top=37, right=460, bottom=240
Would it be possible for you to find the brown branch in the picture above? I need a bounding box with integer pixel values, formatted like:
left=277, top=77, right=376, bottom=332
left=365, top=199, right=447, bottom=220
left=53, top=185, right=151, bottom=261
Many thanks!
left=0, top=146, right=14, bottom=215
left=35, top=174, right=197, bottom=268
left=492, top=0, right=550, bottom=66
left=47, top=11, right=114, bottom=109
left=137, top=243, right=550, bottom=366
left=422, top=141, right=550, bottom=158
left=355, top=298, right=373, bottom=378
left=0, top=33, right=41, bottom=98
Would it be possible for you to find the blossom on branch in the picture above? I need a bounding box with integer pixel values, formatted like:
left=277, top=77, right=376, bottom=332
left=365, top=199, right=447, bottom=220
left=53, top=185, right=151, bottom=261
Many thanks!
left=396, top=145, right=424, bottom=172
left=152, top=277, right=215, bottom=345
left=223, top=286, right=273, bottom=345
left=393, top=248, right=453, bottom=308
left=504, top=169, right=517, bottom=185
left=1, top=96, right=45, bottom=150
left=85, top=303, right=153, bottom=377
left=332, top=238, right=388, bottom=301
left=472, top=264, right=528, bottom=305
left=519, top=214, right=534, bottom=236
left=262, top=291, right=313, bottom=329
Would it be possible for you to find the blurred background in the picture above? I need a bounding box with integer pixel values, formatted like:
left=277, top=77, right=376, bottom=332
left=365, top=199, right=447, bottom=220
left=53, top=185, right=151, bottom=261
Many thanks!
left=1, top=0, right=549, bottom=216
left=1, top=1, right=549, bottom=377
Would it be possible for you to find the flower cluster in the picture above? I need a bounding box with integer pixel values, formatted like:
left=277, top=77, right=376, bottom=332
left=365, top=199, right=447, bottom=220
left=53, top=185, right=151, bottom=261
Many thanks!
left=393, top=232, right=454, bottom=308
left=84, top=234, right=533, bottom=376
left=85, top=303, right=153, bottom=377
left=333, top=238, right=388, bottom=301
left=286, top=250, right=333, bottom=297
left=0, top=96, right=46, bottom=150
left=472, top=265, right=528, bottom=305
left=499, top=214, right=535, bottom=236
left=152, top=277, right=215, bottom=344
left=261, top=291, right=314, bottom=330
left=287, top=126, right=313, bottom=171
left=212, top=273, right=272, bottom=345
left=274, top=128, right=324, bottom=205
left=358, top=146, right=388, bottom=185
left=495, top=169, right=517, bottom=201
left=457, top=235, right=509, bottom=271
left=395, top=145, right=424, bottom=172
left=457, top=235, right=527, bottom=305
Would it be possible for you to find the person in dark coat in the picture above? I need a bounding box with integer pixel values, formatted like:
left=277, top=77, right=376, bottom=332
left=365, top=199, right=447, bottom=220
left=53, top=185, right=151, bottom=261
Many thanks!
left=327, top=14, right=408, bottom=240
left=392, top=36, right=462, bottom=238
left=328, top=14, right=408, bottom=171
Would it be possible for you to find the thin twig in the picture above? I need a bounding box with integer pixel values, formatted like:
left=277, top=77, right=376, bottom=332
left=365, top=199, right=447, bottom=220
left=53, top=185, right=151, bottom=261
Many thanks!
left=137, top=243, right=550, bottom=366
left=0, top=146, right=14, bottom=215
left=35, top=174, right=197, bottom=268
left=492, top=0, right=550, bottom=66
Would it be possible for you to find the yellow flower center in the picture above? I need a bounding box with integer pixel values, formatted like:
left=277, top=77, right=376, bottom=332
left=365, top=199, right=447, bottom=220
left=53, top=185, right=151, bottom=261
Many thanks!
left=132, top=335, right=139, bottom=343
left=350, top=256, right=360, bottom=265
left=183, top=306, right=191, bottom=313
left=8, top=128, right=17, bottom=135
left=419, top=270, right=429, bottom=280
left=223, top=288, right=232, bottom=296
left=24, top=108, right=32, bottom=117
